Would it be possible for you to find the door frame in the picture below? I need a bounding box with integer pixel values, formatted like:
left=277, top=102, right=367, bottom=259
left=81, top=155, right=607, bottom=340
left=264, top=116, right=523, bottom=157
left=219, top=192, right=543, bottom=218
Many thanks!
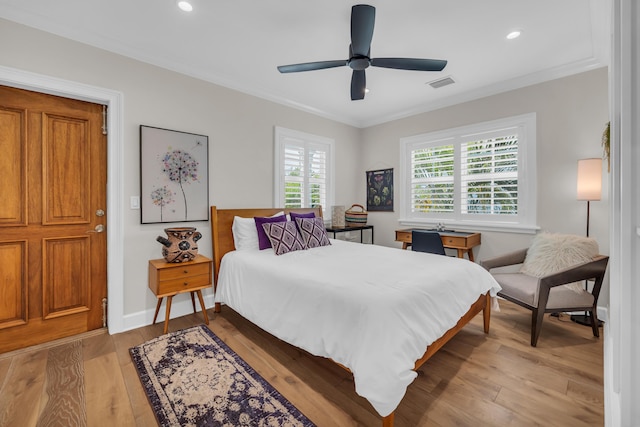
left=0, top=65, right=126, bottom=334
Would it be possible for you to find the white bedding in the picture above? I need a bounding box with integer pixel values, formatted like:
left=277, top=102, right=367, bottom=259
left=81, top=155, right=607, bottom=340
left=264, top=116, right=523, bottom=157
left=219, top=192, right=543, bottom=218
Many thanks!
left=215, top=239, right=501, bottom=417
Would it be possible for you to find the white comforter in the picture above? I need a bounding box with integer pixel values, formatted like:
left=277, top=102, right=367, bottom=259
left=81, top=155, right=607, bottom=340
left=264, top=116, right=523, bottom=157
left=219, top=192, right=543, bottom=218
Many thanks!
left=215, top=239, right=501, bottom=417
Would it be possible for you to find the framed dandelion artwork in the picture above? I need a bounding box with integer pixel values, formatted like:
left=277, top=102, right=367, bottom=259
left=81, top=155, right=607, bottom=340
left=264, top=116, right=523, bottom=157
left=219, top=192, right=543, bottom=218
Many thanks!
left=366, top=168, right=393, bottom=212
left=140, top=125, right=209, bottom=224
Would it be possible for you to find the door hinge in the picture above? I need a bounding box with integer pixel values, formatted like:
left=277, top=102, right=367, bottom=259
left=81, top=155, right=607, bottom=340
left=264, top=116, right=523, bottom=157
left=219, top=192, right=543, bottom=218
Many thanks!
left=102, top=297, right=108, bottom=327
left=102, top=105, right=108, bottom=135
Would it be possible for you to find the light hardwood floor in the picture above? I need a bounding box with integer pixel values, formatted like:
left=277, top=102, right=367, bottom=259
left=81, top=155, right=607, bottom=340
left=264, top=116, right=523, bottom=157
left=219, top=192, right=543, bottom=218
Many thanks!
left=0, top=300, right=603, bottom=426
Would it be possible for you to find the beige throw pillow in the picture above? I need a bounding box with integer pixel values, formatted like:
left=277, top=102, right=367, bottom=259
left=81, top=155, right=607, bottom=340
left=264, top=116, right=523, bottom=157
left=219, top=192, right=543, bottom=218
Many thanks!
left=520, top=233, right=599, bottom=293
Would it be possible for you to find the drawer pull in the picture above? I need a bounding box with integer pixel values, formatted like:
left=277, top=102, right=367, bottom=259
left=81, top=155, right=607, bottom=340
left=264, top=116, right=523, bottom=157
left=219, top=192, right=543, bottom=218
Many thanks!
left=183, top=270, right=189, bottom=274
left=183, top=282, right=189, bottom=286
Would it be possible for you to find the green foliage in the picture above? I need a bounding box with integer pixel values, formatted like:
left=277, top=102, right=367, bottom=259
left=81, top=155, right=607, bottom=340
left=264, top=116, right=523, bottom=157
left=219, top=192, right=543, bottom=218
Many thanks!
left=602, top=121, right=610, bottom=172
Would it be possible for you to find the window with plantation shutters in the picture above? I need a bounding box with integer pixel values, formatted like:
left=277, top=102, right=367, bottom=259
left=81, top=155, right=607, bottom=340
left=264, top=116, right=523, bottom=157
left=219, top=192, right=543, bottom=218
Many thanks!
left=274, top=127, right=334, bottom=213
left=400, top=114, right=537, bottom=232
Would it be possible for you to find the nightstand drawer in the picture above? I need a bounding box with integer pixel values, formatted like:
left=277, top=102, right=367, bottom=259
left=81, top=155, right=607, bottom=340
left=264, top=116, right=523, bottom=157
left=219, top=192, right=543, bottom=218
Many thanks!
left=156, top=262, right=210, bottom=281
left=156, top=273, right=211, bottom=295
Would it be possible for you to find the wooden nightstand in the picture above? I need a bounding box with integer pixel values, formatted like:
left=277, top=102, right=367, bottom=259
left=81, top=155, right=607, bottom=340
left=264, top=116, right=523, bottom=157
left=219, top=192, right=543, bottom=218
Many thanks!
left=148, top=254, right=212, bottom=334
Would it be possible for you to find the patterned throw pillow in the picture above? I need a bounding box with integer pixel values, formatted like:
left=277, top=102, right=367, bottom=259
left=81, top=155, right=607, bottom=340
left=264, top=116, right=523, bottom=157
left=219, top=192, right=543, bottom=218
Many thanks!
left=261, top=221, right=307, bottom=255
left=295, top=217, right=331, bottom=248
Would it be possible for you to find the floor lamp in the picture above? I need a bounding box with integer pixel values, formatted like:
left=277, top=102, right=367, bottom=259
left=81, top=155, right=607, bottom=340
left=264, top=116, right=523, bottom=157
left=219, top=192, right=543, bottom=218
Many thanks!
left=571, top=158, right=602, bottom=325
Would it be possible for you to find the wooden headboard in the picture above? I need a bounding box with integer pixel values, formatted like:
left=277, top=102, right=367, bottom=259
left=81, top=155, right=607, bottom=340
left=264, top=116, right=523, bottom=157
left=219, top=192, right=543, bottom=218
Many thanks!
left=209, top=205, right=323, bottom=291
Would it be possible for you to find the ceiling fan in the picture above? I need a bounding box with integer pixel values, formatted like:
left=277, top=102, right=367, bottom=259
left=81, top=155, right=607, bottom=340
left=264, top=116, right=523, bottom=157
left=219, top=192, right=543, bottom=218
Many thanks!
left=277, top=4, right=448, bottom=101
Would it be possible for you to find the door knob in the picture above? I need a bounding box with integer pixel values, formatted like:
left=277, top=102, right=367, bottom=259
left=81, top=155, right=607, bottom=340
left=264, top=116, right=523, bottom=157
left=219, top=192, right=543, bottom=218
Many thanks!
left=87, top=224, right=104, bottom=233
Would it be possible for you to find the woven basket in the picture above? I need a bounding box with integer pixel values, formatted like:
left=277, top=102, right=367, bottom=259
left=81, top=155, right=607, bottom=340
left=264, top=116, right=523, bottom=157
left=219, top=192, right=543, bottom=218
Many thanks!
left=345, top=204, right=368, bottom=225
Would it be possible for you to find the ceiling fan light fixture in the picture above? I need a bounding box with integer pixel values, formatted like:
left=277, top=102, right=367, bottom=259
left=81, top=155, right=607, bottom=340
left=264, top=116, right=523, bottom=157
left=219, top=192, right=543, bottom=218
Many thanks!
left=177, top=1, right=193, bottom=12
left=506, top=30, right=522, bottom=40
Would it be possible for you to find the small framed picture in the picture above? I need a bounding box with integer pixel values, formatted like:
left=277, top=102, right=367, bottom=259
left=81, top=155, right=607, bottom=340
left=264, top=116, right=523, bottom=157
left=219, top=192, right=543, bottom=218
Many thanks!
left=140, top=125, right=209, bottom=224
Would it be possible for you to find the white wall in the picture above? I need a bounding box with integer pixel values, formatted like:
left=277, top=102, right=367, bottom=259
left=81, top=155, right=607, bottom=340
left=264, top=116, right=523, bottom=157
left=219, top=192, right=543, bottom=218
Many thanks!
left=0, top=18, right=362, bottom=328
left=358, top=67, right=611, bottom=308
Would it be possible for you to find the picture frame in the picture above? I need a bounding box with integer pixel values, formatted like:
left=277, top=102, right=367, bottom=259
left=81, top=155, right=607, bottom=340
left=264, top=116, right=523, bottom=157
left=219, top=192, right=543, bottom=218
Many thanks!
left=366, top=168, right=394, bottom=212
left=140, top=125, right=209, bottom=224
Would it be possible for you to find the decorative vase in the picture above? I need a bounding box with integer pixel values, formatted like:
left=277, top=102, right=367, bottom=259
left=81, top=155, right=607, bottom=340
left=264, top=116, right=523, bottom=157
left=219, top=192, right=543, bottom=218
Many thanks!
left=331, top=205, right=346, bottom=227
left=156, top=227, right=202, bottom=263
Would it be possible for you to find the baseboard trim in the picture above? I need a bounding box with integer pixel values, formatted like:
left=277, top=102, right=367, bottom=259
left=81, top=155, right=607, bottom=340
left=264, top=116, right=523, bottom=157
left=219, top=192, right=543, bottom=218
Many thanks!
left=120, top=292, right=216, bottom=333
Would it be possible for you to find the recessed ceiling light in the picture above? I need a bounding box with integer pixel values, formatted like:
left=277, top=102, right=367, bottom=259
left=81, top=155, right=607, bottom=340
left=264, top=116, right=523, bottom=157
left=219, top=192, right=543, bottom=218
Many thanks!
left=177, top=1, right=193, bottom=12
left=506, top=30, right=521, bottom=40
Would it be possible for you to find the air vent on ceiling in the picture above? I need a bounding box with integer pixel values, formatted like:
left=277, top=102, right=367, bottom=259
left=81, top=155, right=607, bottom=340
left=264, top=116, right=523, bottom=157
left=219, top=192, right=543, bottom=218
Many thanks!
left=427, top=76, right=455, bottom=89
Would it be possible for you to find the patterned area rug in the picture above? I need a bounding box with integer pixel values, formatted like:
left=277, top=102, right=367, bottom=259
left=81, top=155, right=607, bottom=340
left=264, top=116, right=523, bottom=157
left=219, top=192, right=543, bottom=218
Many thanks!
left=130, top=325, right=315, bottom=427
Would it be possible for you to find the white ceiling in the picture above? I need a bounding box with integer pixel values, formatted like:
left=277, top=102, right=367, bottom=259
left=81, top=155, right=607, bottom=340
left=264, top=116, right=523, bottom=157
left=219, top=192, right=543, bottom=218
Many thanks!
left=0, top=0, right=611, bottom=128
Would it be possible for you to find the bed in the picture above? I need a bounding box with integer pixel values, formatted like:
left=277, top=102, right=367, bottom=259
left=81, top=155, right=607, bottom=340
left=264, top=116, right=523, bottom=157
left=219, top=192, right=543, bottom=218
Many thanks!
left=210, top=206, right=501, bottom=427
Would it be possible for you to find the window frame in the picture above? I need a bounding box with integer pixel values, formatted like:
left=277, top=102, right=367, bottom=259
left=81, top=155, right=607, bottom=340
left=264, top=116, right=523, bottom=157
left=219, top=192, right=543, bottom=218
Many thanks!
left=273, top=126, right=335, bottom=216
left=399, top=113, right=538, bottom=233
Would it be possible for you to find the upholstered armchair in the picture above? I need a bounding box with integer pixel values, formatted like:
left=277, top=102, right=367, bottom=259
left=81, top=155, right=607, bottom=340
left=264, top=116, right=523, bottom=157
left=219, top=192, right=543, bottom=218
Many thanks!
left=480, top=234, right=609, bottom=347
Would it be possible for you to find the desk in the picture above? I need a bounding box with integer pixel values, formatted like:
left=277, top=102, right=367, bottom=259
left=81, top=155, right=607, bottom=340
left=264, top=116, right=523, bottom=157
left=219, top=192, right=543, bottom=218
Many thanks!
left=326, top=224, right=374, bottom=244
left=395, top=228, right=481, bottom=262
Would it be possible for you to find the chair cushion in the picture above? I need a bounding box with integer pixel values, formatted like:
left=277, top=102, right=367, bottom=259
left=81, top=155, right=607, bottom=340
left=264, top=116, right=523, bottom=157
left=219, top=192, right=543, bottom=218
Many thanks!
left=520, top=233, right=598, bottom=292
left=494, top=273, right=539, bottom=306
left=494, top=273, right=595, bottom=309
left=546, top=286, right=594, bottom=310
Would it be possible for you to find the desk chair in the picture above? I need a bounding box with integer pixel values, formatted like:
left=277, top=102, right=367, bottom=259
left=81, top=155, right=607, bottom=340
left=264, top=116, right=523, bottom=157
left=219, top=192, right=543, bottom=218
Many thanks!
left=411, top=230, right=446, bottom=255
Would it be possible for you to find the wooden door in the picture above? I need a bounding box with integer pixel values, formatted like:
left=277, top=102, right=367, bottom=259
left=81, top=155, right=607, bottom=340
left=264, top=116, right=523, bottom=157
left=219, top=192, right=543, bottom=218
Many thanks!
left=0, top=85, right=107, bottom=353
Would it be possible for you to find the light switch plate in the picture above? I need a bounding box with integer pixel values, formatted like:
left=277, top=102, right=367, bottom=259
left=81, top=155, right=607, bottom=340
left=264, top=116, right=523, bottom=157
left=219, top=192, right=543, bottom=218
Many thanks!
left=130, top=196, right=140, bottom=209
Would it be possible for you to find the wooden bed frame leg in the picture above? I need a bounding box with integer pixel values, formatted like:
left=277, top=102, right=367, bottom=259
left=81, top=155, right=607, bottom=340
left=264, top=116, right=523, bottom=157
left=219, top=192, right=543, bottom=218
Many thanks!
left=214, top=302, right=221, bottom=313
left=382, top=412, right=394, bottom=427
left=483, top=294, right=491, bottom=334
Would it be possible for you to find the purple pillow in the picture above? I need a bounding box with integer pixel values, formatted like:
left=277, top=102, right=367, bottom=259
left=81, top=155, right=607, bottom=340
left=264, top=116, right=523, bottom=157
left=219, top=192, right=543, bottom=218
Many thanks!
left=289, top=211, right=315, bottom=221
left=295, top=217, right=331, bottom=248
left=261, top=221, right=307, bottom=255
left=254, top=215, right=287, bottom=250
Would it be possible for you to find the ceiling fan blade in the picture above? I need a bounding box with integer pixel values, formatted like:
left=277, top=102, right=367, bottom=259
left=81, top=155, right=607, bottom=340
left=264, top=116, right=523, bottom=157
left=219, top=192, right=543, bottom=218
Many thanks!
left=351, top=70, right=366, bottom=100
left=277, top=60, right=347, bottom=73
left=351, top=5, right=375, bottom=57
left=370, top=58, right=448, bottom=71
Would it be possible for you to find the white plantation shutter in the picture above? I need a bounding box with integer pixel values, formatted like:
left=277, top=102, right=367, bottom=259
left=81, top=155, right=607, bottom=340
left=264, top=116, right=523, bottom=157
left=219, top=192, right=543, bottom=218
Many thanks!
left=283, top=144, right=304, bottom=207
left=400, top=114, right=536, bottom=231
left=410, top=144, right=455, bottom=213
left=460, top=133, right=518, bottom=216
left=275, top=127, right=334, bottom=212
left=307, top=146, right=327, bottom=208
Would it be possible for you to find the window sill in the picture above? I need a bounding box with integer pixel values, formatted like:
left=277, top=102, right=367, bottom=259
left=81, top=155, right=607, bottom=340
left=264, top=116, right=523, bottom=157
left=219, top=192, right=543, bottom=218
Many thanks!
left=398, top=218, right=540, bottom=234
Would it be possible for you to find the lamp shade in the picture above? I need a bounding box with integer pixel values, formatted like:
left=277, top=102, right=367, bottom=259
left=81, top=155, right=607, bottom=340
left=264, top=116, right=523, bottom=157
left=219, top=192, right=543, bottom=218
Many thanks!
left=577, top=158, right=602, bottom=201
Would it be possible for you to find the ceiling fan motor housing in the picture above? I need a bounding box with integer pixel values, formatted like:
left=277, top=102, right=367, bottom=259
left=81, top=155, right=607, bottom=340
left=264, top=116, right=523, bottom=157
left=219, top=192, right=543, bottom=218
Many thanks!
left=349, top=56, right=370, bottom=71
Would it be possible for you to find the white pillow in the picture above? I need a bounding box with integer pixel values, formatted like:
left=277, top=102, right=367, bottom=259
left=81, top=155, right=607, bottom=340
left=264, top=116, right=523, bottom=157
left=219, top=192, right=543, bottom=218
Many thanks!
left=520, top=232, right=599, bottom=292
left=232, top=212, right=285, bottom=250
